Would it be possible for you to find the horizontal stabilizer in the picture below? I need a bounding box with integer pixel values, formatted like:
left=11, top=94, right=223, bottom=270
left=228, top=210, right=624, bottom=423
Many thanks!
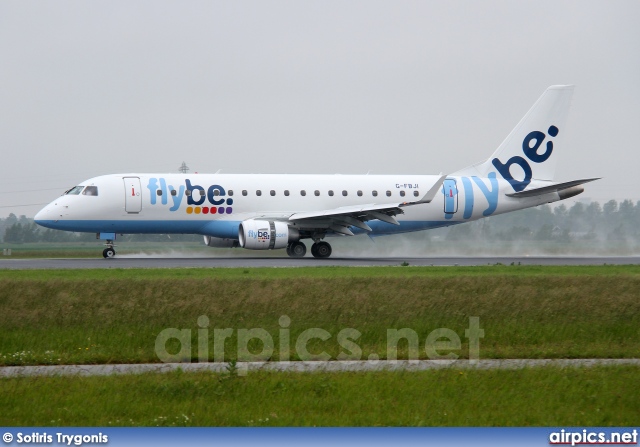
left=505, top=178, right=600, bottom=198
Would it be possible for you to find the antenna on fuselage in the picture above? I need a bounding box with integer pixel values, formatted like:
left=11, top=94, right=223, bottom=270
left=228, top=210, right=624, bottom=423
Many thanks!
left=178, top=161, right=189, bottom=174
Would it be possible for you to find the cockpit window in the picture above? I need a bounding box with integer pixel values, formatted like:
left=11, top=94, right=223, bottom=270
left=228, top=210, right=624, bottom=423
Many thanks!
left=82, top=186, right=98, bottom=196
left=65, top=186, right=84, bottom=195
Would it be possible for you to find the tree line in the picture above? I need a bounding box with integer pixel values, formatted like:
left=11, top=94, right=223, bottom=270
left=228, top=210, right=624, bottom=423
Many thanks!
left=444, top=199, right=639, bottom=246
left=0, top=213, right=198, bottom=244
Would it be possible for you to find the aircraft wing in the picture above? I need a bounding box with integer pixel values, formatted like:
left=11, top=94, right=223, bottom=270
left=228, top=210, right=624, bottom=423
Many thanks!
left=286, top=175, right=446, bottom=235
left=505, top=178, right=600, bottom=198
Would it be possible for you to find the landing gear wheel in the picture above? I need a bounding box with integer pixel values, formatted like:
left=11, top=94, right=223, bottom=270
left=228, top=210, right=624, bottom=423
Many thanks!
left=311, top=241, right=332, bottom=258
left=287, top=241, right=307, bottom=258
left=103, top=247, right=116, bottom=258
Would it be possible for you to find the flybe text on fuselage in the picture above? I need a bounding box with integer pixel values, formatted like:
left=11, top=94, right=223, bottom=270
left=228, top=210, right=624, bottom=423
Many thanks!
left=146, top=178, right=234, bottom=214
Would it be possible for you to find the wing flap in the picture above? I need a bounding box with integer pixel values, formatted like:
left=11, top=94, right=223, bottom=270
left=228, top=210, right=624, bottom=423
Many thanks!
left=287, top=175, right=446, bottom=234
left=289, top=175, right=446, bottom=221
left=289, top=203, right=400, bottom=221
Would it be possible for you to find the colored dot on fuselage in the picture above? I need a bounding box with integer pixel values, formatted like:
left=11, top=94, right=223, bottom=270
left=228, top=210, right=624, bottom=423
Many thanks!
left=202, top=207, right=209, bottom=214
left=218, top=207, right=225, bottom=214
left=195, top=207, right=201, bottom=214
left=186, top=207, right=193, bottom=214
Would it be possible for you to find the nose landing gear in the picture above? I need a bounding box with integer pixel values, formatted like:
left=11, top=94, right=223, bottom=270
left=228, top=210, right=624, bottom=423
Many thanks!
left=102, top=240, right=116, bottom=258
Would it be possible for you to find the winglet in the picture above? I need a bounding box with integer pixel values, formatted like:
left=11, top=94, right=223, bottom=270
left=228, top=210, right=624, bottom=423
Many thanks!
left=409, top=174, right=446, bottom=205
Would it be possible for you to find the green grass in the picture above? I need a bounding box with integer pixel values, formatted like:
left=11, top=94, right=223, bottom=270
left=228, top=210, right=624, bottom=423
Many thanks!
left=1, top=366, right=638, bottom=426
left=1, top=264, right=639, bottom=280
left=0, top=266, right=639, bottom=365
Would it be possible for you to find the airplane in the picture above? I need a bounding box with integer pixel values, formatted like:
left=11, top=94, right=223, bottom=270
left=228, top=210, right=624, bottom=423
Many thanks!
left=35, top=85, right=598, bottom=258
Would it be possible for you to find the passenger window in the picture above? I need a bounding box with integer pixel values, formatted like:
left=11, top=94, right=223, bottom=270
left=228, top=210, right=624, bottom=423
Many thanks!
left=414, top=190, right=419, bottom=197
left=314, top=190, right=320, bottom=196
left=328, top=190, right=334, bottom=196
left=213, top=190, right=220, bottom=196
left=170, top=190, right=177, bottom=196
left=256, top=190, right=262, bottom=196
left=284, top=190, right=290, bottom=196
left=400, top=191, right=405, bottom=197
left=157, top=190, right=162, bottom=196
left=242, top=190, right=248, bottom=196
left=342, top=190, right=348, bottom=196
left=228, top=190, right=234, bottom=196
left=186, top=190, right=191, bottom=196
left=270, top=190, right=276, bottom=196
left=300, top=190, right=306, bottom=196
left=83, top=186, right=98, bottom=196
left=372, top=190, right=378, bottom=197
left=357, top=190, right=363, bottom=197
left=200, top=190, right=205, bottom=197
left=386, top=191, right=391, bottom=197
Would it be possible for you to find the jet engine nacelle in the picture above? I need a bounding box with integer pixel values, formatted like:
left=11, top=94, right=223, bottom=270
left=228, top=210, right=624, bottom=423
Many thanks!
left=239, top=220, right=299, bottom=250
left=203, top=235, right=239, bottom=248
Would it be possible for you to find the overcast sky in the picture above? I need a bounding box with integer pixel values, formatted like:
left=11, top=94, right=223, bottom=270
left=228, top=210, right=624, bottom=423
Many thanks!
left=1, top=0, right=639, bottom=218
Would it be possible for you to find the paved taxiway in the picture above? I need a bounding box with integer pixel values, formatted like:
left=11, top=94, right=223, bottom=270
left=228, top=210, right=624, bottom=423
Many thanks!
left=2, top=359, right=639, bottom=378
left=1, top=256, right=639, bottom=269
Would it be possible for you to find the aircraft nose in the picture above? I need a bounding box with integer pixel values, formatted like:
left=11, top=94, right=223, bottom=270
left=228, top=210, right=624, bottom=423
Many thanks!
left=34, top=207, right=46, bottom=224
left=34, top=204, right=57, bottom=227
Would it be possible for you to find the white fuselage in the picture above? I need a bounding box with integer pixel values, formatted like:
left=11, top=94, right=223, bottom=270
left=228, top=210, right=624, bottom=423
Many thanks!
left=34, top=173, right=560, bottom=239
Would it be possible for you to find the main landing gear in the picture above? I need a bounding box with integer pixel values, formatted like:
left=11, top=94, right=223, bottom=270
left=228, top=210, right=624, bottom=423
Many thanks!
left=311, top=241, right=332, bottom=258
left=286, top=241, right=307, bottom=258
left=286, top=241, right=332, bottom=258
left=102, top=240, right=116, bottom=258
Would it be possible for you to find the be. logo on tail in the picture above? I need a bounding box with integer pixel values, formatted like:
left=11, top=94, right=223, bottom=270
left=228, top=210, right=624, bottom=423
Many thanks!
left=492, top=126, right=559, bottom=192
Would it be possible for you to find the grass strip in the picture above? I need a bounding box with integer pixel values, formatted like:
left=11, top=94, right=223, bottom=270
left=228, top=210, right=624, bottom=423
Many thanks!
left=0, top=366, right=638, bottom=426
left=0, top=266, right=639, bottom=365
left=1, top=264, right=640, bottom=280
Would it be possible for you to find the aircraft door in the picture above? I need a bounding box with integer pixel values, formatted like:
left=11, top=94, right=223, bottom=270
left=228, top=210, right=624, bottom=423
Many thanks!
left=443, top=178, right=458, bottom=214
left=124, top=177, right=142, bottom=213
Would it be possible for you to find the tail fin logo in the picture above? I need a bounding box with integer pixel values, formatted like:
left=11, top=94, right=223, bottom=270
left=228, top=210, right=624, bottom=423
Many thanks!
left=492, top=126, right=559, bottom=192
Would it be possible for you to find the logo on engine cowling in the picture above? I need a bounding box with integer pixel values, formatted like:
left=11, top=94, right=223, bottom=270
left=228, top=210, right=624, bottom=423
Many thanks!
left=248, top=229, right=270, bottom=241
left=147, top=178, right=234, bottom=214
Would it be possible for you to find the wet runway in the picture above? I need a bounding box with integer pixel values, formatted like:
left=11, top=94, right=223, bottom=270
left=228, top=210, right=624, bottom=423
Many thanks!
left=2, top=359, right=639, bottom=378
left=0, top=256, right=639, bottom=269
